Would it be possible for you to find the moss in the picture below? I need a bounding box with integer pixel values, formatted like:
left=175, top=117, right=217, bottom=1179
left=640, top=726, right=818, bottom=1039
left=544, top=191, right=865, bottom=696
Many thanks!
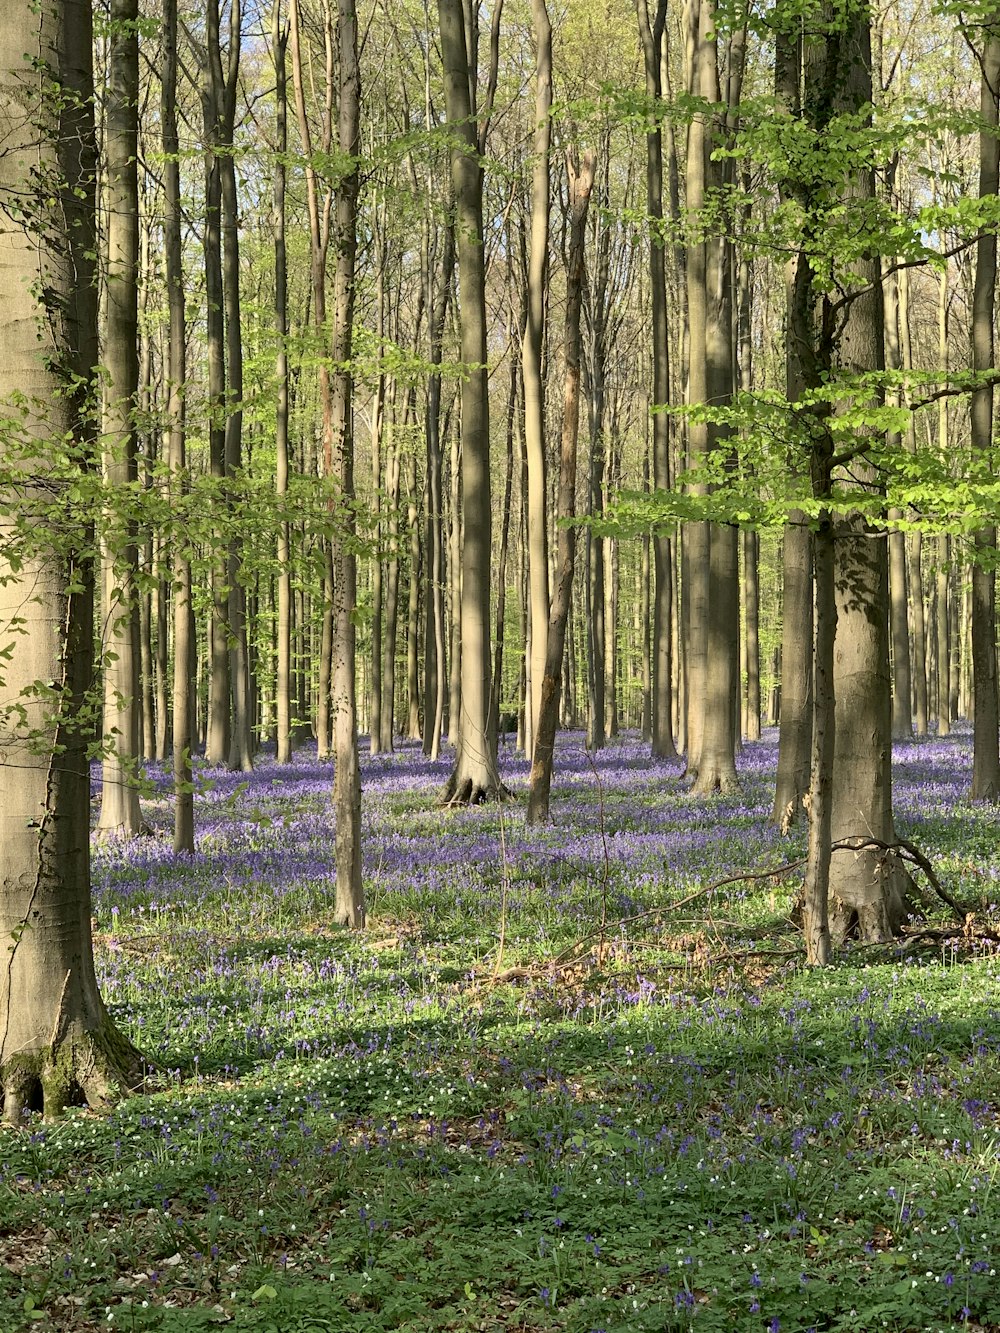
left=2, top=1018, right=146, bottom=1123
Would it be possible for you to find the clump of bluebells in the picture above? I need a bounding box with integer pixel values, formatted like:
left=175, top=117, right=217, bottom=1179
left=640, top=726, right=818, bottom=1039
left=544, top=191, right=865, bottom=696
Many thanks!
left=0, top=727, right=998, bottom=1331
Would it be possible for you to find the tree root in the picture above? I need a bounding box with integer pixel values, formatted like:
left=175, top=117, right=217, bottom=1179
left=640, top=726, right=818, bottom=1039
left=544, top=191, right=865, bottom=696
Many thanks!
left=441, top=775, right=513, bottom=807
left=2, top=1019, right=147, bottom=1125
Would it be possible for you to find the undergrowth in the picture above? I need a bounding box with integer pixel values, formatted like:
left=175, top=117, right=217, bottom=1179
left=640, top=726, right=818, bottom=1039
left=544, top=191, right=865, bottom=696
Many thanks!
left=1, top=729, right=998, bottom=1332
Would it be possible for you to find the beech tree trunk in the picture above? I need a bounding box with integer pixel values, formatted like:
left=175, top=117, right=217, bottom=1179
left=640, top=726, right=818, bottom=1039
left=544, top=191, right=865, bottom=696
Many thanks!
left=97, top=0, right=146, bottom=837
left=0, top=0, right=145, bottom=1120
left=438, top=0, right=502, bottom=803
left=527, top=148, right=596, bottom=822
left=273, top=0, right=292, bottom=766
left=422, top=224, right=453, bottom=759
left=164, top=0, right=195, bottom=854
left=328, top=0, right=365, bottom=927
left=640, top=0, right=678, bottom=761
left=970, top=21, right=1000, bottom=800
left=522, top=0, right=551, bottom=755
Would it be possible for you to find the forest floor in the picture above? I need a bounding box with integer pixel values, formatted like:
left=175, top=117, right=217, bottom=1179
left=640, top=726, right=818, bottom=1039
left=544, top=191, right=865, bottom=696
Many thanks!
left=2, top=729, right=1000, bottom=1332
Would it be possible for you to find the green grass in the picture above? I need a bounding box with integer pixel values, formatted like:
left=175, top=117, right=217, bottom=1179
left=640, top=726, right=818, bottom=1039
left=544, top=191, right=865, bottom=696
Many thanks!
left=2, top=733, right=999, bottom=1332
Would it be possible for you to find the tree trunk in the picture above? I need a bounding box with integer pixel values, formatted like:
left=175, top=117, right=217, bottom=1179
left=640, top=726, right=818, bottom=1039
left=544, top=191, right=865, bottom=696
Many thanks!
left=883, top=266, right=911, bottom=739
left=970, top=22, right=1000, bottom=800
left=825, top=5, right=904, bottom=942
left=273, top=0, right=292, bottom=765
left=200, top=1, right=231, bottom=766
left=528, top=149, right=595, bottom=822
left=0, top=0, right=145, bottom=1119
left=743, top=529, right=761, bottom=741
left=438, top=0, right=502, bottom=803
left=328, top=0, right=365, bottom=927
left=422, top=225, right=454, bottom=759
left=640, top=0, right=677, bottom=761
left=380, top=429, right=402, bottom=751
left=689, top=0, right=739, bottom=795
left=522, top=0, right=551, bottom=752
left=897, top=266, right=927, bottom=736
left=405, top=450, right=422, bottom=740
left=97, top=0, right=146, bottom=837
left=163, top=0, right=194, bottom=853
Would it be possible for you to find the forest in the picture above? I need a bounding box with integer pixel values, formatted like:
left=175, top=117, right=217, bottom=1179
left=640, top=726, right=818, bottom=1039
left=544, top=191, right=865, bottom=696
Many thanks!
left=2, top=0, right=1000, bottom=1328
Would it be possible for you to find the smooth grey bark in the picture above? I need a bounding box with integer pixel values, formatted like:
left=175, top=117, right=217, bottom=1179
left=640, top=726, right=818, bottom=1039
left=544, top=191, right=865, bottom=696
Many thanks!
left=272, top=0, right=292, bottom=765
left=527, top=148, right=596, bottom=823
left=438, top=0, right=502, bottom=802
left=522, top=0, right=552, bottom=755
left=422, top=224, right=454, bottom=759
left=639, top=0, right=678, bottom=762
left=970, top=22, right=1000, bottom=800
left=771, top=20, right=812, bottom=829
left=198, top=0, right=230, bottom=766
left=742, top=529, right=761, bottom=741
left=897, top=267, right=927, bottom=736
left=327, top=0, right=365, bottom=927
left=97, top=0, right=146, bottom=837
left=822, top=3, right=904, bottom=942
left=584, top=188, right=610, bottom=752
left=689, top=0, right=740, bottom=795
left=163, top=0, right=194, bottom=854
left=0, top=0, right=145, bottom=1119
left=883, top=265, right=911, bottom=740
left=209, top=0, right=252, bottom=774
left=289, top=0, right=333, bottom=753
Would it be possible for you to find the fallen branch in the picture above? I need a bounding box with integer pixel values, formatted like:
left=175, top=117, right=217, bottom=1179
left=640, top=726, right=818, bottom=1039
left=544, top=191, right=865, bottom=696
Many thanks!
left=830, top=835, right=966, bottom=922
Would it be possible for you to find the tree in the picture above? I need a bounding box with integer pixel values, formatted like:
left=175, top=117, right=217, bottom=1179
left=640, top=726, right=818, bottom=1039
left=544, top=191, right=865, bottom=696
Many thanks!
left=438, top=0, right=504, bottom=804
left=0, top=0, right=144, bottom=1120
left=97, top=0, right=147, bottom=837
left=968, top=15, right=1000, bottom=801
left=522, top=0, right=552, bottom=759
left=163, top=0, right=195, bottom=854
left=527, top=145, right=596, bottom=822
left=328, top=0, right=365, bottom=927
left=638, top=0, right=677, bottom=762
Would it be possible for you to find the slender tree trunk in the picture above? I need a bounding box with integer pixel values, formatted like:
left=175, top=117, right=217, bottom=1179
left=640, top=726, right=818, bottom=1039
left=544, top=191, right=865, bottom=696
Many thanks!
left=98, top=0, right=146, bottom=836
left=405, top=450, right=422, bottom=739
left=639, top=0, right=677, bottom=760
left=448, top=417, right=461, bottom=744
left=772, top=18, right=812, bottom=827
left=327, top=0, right=364, bottom=927
left=743, top=529, right=761, bottom=741
left=689, top=0, right=739, bottom=794
left=423, top=227, right=454, bottom=759
left=380, top=429, right=402, bottom=751
left=528, top=163, right=596, bottom=817
left=898, top=267, right=927, bottom=736
left=523, top=0, right=551, bottom=751
left=884, top=265, right=911, bottom=739
left=163, top=0, right=194, bottom=853
left=439, top=0, right=502, bottom=802
left=273, top=0, right=292, bottom=765
left=970, top=22, right=1000, bottom=800
left=213, top=0, right=252, bottom=773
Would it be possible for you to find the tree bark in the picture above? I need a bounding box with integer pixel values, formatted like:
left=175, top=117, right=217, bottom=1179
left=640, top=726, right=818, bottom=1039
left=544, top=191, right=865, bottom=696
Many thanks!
left=527, top=148, right=595, bottom=821
left=272, top=0, right=292, bottom=766
left=97, top=0, right=146, bottom=837
left=970, top=21, right=1000, bottom=800
left=522, top=0, right=551, bottom=755
left=328, top=0, right=365, bottom=927
left=0, top=0, right=145, bottom=1119
left=163, top=0, right=195, bottom=854
left=438, top=0, right=502, bottom=803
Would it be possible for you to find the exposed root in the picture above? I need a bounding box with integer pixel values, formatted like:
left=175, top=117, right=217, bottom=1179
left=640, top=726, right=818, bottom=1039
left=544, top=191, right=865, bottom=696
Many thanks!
left=2, top=1021, right=147, bottom=1125
left=441, top=775, right=513, bottom=807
